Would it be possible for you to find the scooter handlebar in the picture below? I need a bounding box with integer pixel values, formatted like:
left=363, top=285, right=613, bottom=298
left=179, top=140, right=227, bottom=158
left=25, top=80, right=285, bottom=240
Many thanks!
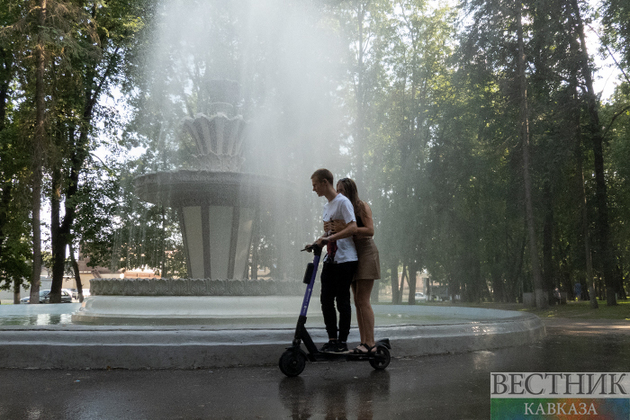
left=301, top=243, right=323, bottom=256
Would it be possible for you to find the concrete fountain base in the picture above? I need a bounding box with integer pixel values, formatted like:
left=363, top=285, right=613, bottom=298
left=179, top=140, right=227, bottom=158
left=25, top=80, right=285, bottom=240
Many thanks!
left=0, top=299, right=545, bottom=369
left=70, top=295, right=308, bottom=325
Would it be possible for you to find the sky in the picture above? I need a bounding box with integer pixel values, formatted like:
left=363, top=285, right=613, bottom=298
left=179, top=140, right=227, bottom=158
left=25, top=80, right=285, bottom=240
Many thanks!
left=586, top=16, right=622, bottom=101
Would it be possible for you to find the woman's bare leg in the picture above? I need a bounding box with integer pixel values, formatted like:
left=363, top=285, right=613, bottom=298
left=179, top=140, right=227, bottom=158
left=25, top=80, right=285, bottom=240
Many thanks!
left=351, top=282, right=365, bottom=344
left=352, top=279, right=375, bottom=347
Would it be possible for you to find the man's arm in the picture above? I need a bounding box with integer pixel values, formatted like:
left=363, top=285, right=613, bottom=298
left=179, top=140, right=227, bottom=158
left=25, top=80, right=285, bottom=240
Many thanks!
left=316, top=221, right=357, bottom=246
left=329, top=220, right=357, bottom=241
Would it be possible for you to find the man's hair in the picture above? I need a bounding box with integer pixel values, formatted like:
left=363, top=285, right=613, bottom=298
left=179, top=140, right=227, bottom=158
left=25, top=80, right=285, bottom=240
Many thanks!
left=311, top=168, right=333, bottom=185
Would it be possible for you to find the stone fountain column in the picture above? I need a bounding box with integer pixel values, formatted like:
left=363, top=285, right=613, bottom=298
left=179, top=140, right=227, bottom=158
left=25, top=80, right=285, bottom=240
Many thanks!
left=178, top=108, right=253, bottom=280
left=180, top=203, right=255, bottom=280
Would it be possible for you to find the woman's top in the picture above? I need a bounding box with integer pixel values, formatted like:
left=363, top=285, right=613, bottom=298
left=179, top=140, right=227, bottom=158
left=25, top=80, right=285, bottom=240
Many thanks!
left=354, top=202, right=381, bottom=280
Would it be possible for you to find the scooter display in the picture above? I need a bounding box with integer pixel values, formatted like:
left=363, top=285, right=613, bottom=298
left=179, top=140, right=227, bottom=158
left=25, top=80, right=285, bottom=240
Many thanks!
left=278, top=243, right=391, bottom=377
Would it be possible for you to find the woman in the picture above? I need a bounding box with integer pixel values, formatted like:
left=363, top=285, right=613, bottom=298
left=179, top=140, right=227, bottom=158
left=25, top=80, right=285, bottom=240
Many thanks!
left=336, top=178, right=380, bottom=354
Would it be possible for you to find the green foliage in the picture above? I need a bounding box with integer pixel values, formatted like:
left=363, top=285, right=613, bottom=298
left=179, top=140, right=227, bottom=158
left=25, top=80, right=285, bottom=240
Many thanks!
left=602, top=83, right=630, bottom=295
left=0, top=5, right=32, bottom=289
left=1, top=0, right=629, bottom=303
left=601, top=0, right=630, bottom=69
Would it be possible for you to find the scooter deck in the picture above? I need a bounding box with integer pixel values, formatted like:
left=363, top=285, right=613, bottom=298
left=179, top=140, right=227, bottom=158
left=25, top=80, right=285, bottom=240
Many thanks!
left=308, top=350, right=387, bottom=363
left=303, top=338, right=391, bottom=362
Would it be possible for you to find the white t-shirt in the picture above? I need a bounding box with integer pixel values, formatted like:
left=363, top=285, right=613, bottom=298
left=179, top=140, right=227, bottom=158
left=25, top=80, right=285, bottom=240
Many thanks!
left=323, top=194, right=358, bottom=263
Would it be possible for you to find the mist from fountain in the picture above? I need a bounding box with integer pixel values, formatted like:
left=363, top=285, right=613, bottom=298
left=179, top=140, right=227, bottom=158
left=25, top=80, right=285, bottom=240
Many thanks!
left=72, top=1, right=351, bottom=324
left=139, top=0, right=350, bottom=281
left=73, top=79, right=303, bottom=323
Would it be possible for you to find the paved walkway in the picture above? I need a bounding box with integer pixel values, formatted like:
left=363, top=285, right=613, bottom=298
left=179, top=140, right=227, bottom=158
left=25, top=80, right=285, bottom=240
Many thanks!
left=0, top=318, right=628, bottom=419
left=541, top=317, right=630, bottom=335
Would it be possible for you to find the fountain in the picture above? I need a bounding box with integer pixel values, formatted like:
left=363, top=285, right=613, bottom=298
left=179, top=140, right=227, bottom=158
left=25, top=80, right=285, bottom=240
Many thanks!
left=71, top=80, right=304, bottom=325
left=0, top=6, right=545, bottom=369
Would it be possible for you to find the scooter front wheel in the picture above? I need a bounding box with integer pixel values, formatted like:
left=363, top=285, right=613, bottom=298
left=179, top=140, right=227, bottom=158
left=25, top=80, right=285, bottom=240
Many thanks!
left=279, top=349, right=307, bottom=377
left=369, top=345, right=391, bottom=370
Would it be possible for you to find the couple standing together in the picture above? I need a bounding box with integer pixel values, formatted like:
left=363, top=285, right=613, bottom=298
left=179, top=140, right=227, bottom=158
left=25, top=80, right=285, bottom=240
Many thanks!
left=310, top=168, right=381, bottom=354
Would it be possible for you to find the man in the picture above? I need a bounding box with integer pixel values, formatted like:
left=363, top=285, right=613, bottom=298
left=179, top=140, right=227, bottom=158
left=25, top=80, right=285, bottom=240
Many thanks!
left=311, top=168, right=358, bottom=353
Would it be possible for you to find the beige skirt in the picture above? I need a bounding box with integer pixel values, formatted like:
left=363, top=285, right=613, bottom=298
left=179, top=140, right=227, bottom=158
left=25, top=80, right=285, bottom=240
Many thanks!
left=354, top=237, right=381, bottom=280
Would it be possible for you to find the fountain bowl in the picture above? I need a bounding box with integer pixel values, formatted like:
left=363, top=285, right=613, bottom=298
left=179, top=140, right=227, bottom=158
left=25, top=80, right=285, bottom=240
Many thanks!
left=134, top=170, right=288, bottom=208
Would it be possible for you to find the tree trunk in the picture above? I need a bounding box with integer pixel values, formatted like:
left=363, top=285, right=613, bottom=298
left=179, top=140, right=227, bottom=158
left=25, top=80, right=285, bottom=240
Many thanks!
left=516, top=1, right=547, bottom=309
left=30, top=0, right=47, bottom=305
left=0, top=184, right=11, bottom=287
left=370, top=278, right=379, bottom=303
left=49, top=166, right=64, bottom=303
left=507, top=233, right=526, bottom=303
left=569, top=0, right=616, bottom=306
left=13, top=279, right=20, bottom=304
left=575, top=112, right=598, bottom=309
left=542, top=184, right=555, bottom=293
left=0, top=47, right=9, bottom=129
left=408, top=263, right=417, bottom=305
left=390, top=259, right=400, bottom=304
left=399, top=264, right=408, bottom=304
left=160, top=206, right=166, bottom=277
left=69, top=243, right=83, bottom=302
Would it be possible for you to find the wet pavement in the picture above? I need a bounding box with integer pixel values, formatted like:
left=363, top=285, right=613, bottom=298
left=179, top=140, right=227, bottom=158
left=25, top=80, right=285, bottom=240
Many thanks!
left=0, top=319, right=628, bottom=419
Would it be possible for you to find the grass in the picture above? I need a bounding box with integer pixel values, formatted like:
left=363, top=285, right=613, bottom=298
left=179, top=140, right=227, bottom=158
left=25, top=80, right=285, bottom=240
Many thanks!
left=441, top=299, right=630, bottom=320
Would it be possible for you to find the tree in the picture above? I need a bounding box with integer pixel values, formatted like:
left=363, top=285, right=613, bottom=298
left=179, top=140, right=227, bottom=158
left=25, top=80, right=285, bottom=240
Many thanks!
left=46, top=0, right=153, bottom=302
left=0, top=4, right=32, bottom=302
left=515, top=0, right=547, bottom=309
left=31, top=0, right=47, bottom=304
left=567, top=0, right=617, bottom=305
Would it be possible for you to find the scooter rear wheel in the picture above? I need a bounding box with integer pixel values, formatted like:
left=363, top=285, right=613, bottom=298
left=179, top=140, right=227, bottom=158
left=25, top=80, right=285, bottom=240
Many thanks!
left=279, top=349, right=307, bottom=377
left=369, top=345, right=391, bottom=370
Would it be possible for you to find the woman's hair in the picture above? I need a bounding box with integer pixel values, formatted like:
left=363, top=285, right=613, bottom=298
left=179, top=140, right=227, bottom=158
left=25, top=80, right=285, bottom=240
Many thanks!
left=337, top=177, right=365, bottom=221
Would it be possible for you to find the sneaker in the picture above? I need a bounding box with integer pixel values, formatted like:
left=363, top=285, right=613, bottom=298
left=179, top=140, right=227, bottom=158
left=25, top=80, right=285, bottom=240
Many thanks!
left=331, top=341, right=348, bottom=353
left=319, top=340, right=337, bottom=353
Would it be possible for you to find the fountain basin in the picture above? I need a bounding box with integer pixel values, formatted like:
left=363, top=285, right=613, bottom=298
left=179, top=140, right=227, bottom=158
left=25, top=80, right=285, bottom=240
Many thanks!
left=71, top=295, right=305, bottom=325
left=0, top=303, right=545, bottom=369
left=134, top=170, right=287, bottom=208
left=89, top=278, right=304, bottom=296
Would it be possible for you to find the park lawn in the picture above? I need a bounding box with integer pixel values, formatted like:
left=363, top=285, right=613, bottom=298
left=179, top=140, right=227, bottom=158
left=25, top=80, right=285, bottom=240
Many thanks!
left=524, top=299, right=630, bottom=320
left=450, top=299, right=630, bottom=320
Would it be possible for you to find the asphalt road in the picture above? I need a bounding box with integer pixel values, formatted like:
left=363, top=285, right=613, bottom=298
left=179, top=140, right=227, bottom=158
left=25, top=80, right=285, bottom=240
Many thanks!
left=0, top=319, right=628, bottom=420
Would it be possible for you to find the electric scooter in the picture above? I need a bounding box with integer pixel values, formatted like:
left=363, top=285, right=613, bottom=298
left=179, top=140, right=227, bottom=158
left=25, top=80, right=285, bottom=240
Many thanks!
left=278, top=243, right=391, bottom=377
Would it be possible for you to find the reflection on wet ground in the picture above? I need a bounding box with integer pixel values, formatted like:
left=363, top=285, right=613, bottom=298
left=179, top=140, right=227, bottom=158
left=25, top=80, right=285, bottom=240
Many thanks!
left=0, top=320, right=628, bottom=420
left=0, top=313, right=75, bottom=326
left=0, top=303, right=80, bottom=326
